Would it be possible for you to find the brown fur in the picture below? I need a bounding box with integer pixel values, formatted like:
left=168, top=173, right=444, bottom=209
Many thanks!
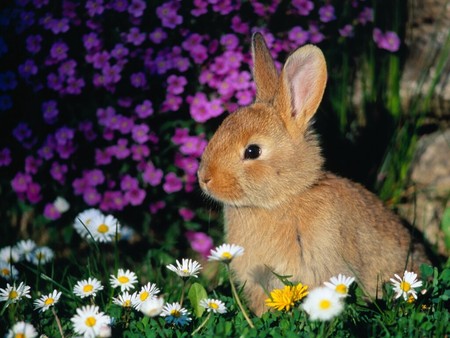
left=198, top=33, right=428, bottom=316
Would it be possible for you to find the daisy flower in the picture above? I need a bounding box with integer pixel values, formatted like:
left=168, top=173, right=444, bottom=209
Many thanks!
left=28, top=246, right=54, bottom=265
left=324, top=274, right=355, bottom=297
left=112, top=291, right=136, bottom=308
left=74, top=208, right=104, bottom=239
left=208, top=243, right=244, bottom=263
left=88, top=213, right=121, bottom=243
left=140, top=297, right=165, bottom=317
left=160, top=302, right=191, bottom=326
left=0, top=261, right=19, bottom=280
left=0, top=282, right=31, bottom=305
left=33, top=289, right=62, bottom=312
left=265, top=283, right=309, bottom=311
left=73, top=277, right=104, bottom=298
left=70, top=305, right=111, bottom=338
left=15, top=239, right=37, bottom=262
left=132, top=282, right=160, bottom=310
left=301, top=286, right=344, bottom=321
left=166, top=258, right=202, bottom=278
left=110, top=268, right=138, bottom=292
left=390, top=270, right=423, bottom=301
left=199, top=298, right=227, bottom=314
left=5, top=321, right=38, bottom=338
left=0, top=246, right=20, bottom=264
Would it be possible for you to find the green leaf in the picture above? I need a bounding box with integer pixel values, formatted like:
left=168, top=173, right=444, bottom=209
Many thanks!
left=188, top=282, right=208, bottom=318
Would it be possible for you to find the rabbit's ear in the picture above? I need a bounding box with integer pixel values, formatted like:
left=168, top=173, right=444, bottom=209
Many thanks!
left=251, top=32, right=279, bottom=103
left=276, top=45, right=327, bottom=137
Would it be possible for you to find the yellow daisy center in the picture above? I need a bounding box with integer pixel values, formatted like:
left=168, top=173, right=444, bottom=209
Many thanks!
left=44, top=297, right=54, bottom=306
left=181, top=269, right=189, bottom=274
left=221, top=252, right=232, bottom=260
left=209, top=302, right=219, bottom=310
left=400, top=281, right=411, bottom=292
left=140, top=291, right=149, bottom=302
left=319, top=299, right=331, bottom=310
left=97, top=224, right=109, bottom=233
left=170, top=309, right=181, bottom=317
left=9, top=290, right=18, bottom=299
left=36, top=252, right=44, bottom=260
left=85, top=316, right=97, bottom=327
left=118, top=276, right=129, bottom=284
left=335, top=284, right=348, bottom=294
left=1, top=268, right=10, bottom=276
left=124, top=299, right=131, bottom=307
left=83, top=284, right=94, bottom=293
left=15, top=334, right=25, bottom=338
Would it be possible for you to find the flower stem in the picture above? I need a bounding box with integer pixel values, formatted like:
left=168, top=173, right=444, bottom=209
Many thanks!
left=226, top=264, right=254, bottom=328
left=191, top=312, right=211, bottom=336
left=179, top=278, right=187, bottom=307
left=52, top=307, right=65, bottom=338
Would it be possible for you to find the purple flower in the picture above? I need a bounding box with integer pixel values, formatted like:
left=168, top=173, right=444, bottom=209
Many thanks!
left=128, top=0, right=146, bottom=17
left=179, top=208, right=195, bottom=221
left=132, top=124, right=149, bottom=144
left=84, top=169, right=105, bottom=186
left=83, top=32, right=101, bottom=51
left=91, top=51, right=110, bottom=69
left=55, top=126, right=74, bottom=145
left=231, top=15, right=249, bottom=34
left=47, top=73, right=63, bottom=91
left=73, top=177, right=87, bottom=195
left=149, top=200, right=165, bottom=214
left=130, top=72, right=147, bottom=88
left=18, top=59, right=38, bottom=78
left=186, top=231, right=214, bottom=259
left=292, top=0, right=314, bottom=16
left=48, top=18, right=70, bottom=34
left=27, top=182, right=42, bottom=204
left=26, top=35, right=42, bottom=54
left=339, top=24, right=354, bottom=38
left=95, top=148, right=112, bottom=166
left=25, top=156, right=42, bottom=174
left=11, top=172, right=32, bottom=193
left=83, top=187, right=102, bottom=206
left=167, top=75, right=187, bottom=95
left=220, top=34, right=239, bottom=50
left=58, top=59, right=77, bottom=77
left=131, top=144, right=150, bottom=161
left=149, top=28, right=167, bottom=44
left=142, top=162, right=163, bottom=186
left=101, top=190, right=126, bottom=211
left=111, top=0, right=128, bottom=12
left=319, top=4, right=336, bottom=22
left=50, top=41, right=69, bottom=61
left=124, top=187, right=146, bottom=206
left=126, top=27, right=146, bottom=46
left=171, top=128, right=189, bottom=145
left=309, top=23, right=325, bottom=44
left=179, top=135, right=207, bottom=157
left=0, top=95, right=12, bottom=111
left=110, top=138, right=130, bottom=159
left=0, top=148, right=11, bottom=167
left=111, top=44, right=129, bottom=59
left=13, top=122, right=32, bottom=142
left=288, top=26, right=309, bottom=45
left=163, top=172, right=182, bottom=193
left=50, top=161, right=68, bottom=184
left=156, top=2, right=183, bottom=29
left=44, top=203, right=61, bottom=220
left=42, top=100, right=59, bottom=124
left=358, top=7, right=373, bottom=25
left=373, top=29, right=401, bottom=52
left=120, top=175, right=138, bottom=191
left=175, top=155, right=199, bottom=176
left=102, top=64, right=122, bottom=84
left=161, top=94, right=182, bottom=112
left=86, top=0, right=105, bottom=17
left=135, top=100, right=154, bottom=118
left=189, top=93, right=223, bottom=123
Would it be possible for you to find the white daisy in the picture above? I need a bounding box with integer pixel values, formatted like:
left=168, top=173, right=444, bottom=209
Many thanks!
left=140, top=297, right=165, bottom=317
left=112, top=291, right=136, bottom=308
left=54, top=196, right=70, bottom=213
left=160, top=302, right=191, bottom=326
left=87, top=214, right=120, bottom=243
left=73, top=277, right=104, bottom=298
left=324, top=274, right=355, bottom=297
left=74, top=208, right=104, bottom=239
left=5, top=321, right=38, bottom=338
left=0, top=282, right=31, bottom=305
left=28, top=246, right=54, bottom=265
left=301, top=286, right=344, bottom=321
left=15, top=239, right=37, bottom=262
left=0, top=246, right=20, bottom=264
left=110, top=268, right=138, bottom=292
left=199, top=298, right=227, bottom=314
left=207, top=243, right=244, bottom=262
left=390, top=270, right=423, bottom=301
left=0, top=261, right=19, bottom=280
left=70, top=305, right=110, bottom=338
left=132, top=282, right=160, bottom=310
left=166, top=258, right=202, bottom=278
left=33, top=289, right=62, bottom=313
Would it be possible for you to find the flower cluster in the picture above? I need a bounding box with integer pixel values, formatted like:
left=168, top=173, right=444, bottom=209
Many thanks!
left=0, top=0, right=401, bottom=249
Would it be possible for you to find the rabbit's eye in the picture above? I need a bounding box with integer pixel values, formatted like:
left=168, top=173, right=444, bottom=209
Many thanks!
left=244, top=144, right=261, bottom=160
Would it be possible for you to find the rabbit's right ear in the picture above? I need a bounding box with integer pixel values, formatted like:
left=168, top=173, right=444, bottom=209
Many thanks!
left=251, top=32, right=279, bottom=103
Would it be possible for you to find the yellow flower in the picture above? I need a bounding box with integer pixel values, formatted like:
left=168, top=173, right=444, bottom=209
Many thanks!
left=265, top=283, right=308, bottom=311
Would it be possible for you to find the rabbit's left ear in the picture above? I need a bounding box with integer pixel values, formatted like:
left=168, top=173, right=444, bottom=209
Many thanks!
left=251, top=32, right=279, bottom=103
left=275, top=45, right=327, bottom=136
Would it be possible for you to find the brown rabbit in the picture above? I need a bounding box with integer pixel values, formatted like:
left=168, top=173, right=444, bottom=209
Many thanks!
left=198, top=33, right=428, bottom=316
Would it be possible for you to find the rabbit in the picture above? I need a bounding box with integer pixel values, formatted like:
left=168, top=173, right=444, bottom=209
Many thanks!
left=197, top=32, right=429, bottom=316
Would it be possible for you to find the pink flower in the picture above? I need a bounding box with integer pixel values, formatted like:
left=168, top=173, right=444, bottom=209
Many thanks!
left=44, top=203, right=61, bottom=220
left=186, top=231, right=214, bottom=259
left=288, top=26, right=309, bottom=45
left=292, top=0, right=314, bottom=16
left=179, top=208, right=195, bottom=221
left=167, top=75, right=187, bottom=95
left=132, top=124, right=150, bottom=144
left=163, top=172, right=182, bottom=193
left=135, top=100, right=154, bottom=118
left=220, top=34, right=239, bottom=50
left=149, top=200, right=165, bottom=214
left=373, top=29, right=401, bottom=52
left=358, top=7, right=373, bottom=25
left=309, top=23, right=325, bottom=44
left=27, top=182, right=42, bottom=204
left=124, top=187, right=146, bottom=206
left=83, top=187, right=102, bottom=206
left=142, top=162, right=163, bottom=186
left=11, top=172, right=32, bottom=193
left=339, top=24, right=354, bottom=38
left=319, top=4, right=336, bottom=22
left=179, top=135, right=207, bottom=157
